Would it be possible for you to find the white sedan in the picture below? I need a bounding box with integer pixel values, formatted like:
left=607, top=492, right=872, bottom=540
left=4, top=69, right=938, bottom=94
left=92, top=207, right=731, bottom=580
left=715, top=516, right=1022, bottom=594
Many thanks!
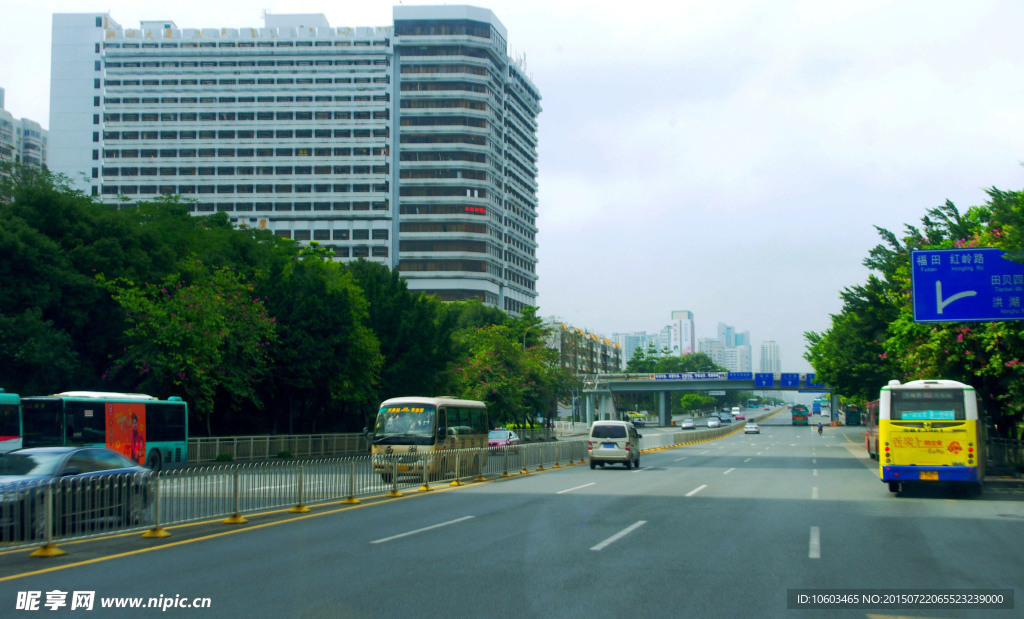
left=707, top=417, right=721, bottom=428
left=744, top=422, right=760, bottom=434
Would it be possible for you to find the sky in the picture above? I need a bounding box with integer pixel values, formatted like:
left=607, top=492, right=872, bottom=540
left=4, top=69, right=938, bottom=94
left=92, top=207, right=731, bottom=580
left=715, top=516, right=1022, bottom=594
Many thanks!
left=4, top=0, right=1024, bottom=373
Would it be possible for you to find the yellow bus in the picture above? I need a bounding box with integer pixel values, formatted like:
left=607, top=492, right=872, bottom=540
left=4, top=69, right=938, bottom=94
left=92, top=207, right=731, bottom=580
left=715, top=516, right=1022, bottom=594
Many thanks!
left=878, top=379, right=984, bottom=495
left=370, top=397, right=490, bottom=482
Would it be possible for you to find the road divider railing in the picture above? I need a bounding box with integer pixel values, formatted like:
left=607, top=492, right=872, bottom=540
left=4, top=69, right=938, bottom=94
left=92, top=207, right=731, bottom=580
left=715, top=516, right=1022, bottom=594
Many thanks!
left=2, top=441, right=588, bottom=555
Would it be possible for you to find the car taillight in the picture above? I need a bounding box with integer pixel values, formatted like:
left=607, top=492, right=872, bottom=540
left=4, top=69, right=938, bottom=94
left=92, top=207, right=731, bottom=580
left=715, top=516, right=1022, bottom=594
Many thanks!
left=625, top=442, right=631, bottom=452
left=588, top=441, right=593, bottom=449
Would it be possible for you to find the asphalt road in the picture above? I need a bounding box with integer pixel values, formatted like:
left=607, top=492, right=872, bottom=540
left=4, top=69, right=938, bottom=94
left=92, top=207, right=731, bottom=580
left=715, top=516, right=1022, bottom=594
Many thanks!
left=2, top=414, right=1021, bottom=618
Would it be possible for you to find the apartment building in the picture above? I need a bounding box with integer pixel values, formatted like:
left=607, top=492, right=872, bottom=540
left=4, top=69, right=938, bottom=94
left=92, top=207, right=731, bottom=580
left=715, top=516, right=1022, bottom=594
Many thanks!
left=49, top=6, right=540, bottom=313
left=0, top=87, right=48, bottom=169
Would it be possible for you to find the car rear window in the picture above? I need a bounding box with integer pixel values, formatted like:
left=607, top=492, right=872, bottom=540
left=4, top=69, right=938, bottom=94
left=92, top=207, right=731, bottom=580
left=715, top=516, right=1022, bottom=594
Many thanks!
left=591, top=425, right=627, bottom=439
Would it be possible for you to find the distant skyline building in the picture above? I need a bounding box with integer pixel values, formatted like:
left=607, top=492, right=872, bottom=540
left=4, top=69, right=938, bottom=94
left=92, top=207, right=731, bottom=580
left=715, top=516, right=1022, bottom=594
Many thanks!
left=760, top=338, right=781, bottom=373
left=700, top=322, right=752, bottom=372
left=48, top=6, right=541, bottom=314
left=0, top=87, right=48, bottom=169
left=670, top=310, right=695, bottom=356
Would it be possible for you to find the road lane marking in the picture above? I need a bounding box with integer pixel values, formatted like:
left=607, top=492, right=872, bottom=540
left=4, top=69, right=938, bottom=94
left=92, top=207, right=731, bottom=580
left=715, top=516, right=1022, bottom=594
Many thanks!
left=699, top=450, right=711, bottom=455
left=686, top=484, right=707, bottom=497
left=743, top=457, right=751, bottom=463
left=813, top=458, right=817, bottom=464
left=812, top=487, right=819, bottom=500
left=371, top=516, right=474, bottom=544
left=723, top=468, right=735, bottom=475
left=809, top=526, right=821, bottom=559
left=673, top=456, right=688, bottom=462
left=591, top=520, right=647, bottom=551
left=813, top=469, right=818, bottom=476
left=557, top=483, right=595, bottom=494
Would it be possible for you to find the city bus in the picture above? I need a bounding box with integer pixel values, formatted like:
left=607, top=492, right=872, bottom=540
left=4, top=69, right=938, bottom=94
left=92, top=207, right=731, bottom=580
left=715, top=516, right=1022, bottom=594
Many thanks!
left=371, top=397, right=490, bottom=482
left=865, top=400, right=879, bottom=459
left=842, top=404, right=862, bottom=426
left=0, top=389, right=22, bottom=453
left=878, top=379, right=984, bottom=495
left=791, top=404, right=810, bottom=425
left=21, top=391, right=188, bottom=470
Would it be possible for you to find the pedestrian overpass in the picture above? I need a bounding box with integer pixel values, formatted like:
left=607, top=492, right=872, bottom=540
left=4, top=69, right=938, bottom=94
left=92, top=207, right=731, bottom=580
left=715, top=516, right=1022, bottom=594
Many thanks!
left=582, top=371, right=832, bottom=426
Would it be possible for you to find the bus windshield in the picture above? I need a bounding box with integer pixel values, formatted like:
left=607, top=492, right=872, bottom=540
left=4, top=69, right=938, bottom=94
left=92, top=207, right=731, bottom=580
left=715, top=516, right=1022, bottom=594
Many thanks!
left=891, top=389, right=966, bottom=421
left=373, top=404, right=437, bottom=446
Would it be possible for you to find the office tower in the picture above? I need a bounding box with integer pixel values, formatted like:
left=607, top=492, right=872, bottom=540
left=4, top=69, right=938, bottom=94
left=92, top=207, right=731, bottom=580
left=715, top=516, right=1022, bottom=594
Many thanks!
left=49, top=6, right=540, bottom=313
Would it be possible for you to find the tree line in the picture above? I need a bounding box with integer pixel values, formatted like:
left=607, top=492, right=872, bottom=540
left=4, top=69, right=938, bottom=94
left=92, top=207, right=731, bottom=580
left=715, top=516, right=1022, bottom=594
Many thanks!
left=804, top=185, right=1024, bottom=438
left=0, top=167, right=578, bottom=435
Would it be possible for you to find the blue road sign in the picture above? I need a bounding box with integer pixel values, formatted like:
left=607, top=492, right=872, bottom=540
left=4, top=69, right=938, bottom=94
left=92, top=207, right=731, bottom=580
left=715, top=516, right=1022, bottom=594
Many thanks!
left=781, top=373, right=800, bottom=388
left=754, top=373, right=774, bottom=387
left=912, top=248, right=1024, bottom=323
left=728, top=372, right=753, bottom=381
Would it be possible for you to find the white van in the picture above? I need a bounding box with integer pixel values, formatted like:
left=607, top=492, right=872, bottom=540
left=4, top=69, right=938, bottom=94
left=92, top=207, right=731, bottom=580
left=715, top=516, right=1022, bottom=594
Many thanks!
left=588, top=420, right=641, bottom=469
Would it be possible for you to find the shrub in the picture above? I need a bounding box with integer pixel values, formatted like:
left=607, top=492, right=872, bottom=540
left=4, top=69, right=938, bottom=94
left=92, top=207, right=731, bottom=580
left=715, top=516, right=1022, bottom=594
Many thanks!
left=215, top=453, right=234, bottom=462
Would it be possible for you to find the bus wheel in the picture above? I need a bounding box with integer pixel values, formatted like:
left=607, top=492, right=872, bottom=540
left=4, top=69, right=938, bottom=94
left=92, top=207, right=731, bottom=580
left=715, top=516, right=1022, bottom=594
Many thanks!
left=888, top=481, right=901, bottom=493
left=147, top=449, right=162, bottom=472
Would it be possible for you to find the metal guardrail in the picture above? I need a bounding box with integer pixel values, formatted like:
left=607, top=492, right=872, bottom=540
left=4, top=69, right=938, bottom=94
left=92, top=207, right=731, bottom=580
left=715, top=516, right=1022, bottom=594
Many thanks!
left=987, top=438, right=1024, bottom=474
left=1, top=441, right=589, bottom=552
left=188, top=429, right=562, bottom=463
left=188, top=434, right=371, bottom=463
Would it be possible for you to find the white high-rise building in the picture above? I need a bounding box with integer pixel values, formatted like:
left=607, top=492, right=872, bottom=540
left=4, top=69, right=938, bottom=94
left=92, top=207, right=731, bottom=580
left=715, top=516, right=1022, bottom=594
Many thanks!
left=49, top=6, right=541, bottom=313
left=670, top=310, right=695, bottom=356
left=760, top=338, right=781, bottom=373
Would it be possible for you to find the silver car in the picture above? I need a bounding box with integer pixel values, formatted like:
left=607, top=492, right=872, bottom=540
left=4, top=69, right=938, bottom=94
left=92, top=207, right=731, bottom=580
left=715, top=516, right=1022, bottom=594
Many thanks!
left=707, top=417, right=721, bottom=428
left=744, top=422, right=760, bottom=434
left=679, top=418, right=695, bottom=430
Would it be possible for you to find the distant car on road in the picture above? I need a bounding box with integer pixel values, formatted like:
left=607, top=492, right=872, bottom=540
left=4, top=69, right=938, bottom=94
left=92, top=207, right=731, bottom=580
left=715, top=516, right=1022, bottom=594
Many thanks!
left=764, top=405, right=770, bottom=411
left=744, top=422, right=760, bottom=434
left=707, top=417, right=721, bottom=429
left=631, top=417, right=646, bottom=427
left=679, top=418, right=695, bottom=430
left=488, top=429, right=521, bottom=449
left=733, top=411, right=746, bottom=421
left=718, top=413, right=733, bottom=424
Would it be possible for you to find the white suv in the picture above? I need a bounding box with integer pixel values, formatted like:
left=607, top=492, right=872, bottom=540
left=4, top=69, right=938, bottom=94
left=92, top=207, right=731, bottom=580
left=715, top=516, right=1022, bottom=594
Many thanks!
left=588, top=421, right=642, bottom=469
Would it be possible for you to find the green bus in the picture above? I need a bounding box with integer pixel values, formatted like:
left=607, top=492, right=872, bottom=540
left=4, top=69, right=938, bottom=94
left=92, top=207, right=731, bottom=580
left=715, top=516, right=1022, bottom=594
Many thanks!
left=0, top=389, right=22, bottom=453
left=792, top=404, right=810, bottom=425
left=843, top=404, right=862, bottom=426
left=21, top=391, right=188, bottom=470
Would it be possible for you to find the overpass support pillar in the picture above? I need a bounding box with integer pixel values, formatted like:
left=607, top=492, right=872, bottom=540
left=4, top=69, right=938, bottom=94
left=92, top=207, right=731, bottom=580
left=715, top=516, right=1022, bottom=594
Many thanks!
left=585, top=394, right=595, bottom=425
left=659, top=391, right=670, bottom=426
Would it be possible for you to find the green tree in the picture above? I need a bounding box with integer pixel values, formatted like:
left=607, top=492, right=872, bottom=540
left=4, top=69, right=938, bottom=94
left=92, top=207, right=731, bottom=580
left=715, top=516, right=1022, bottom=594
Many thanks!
left=99, top=256, right=277, bottom=434
left=347, top=260, right=456, bottom=407
left=262, top=249, right=382, bottom=433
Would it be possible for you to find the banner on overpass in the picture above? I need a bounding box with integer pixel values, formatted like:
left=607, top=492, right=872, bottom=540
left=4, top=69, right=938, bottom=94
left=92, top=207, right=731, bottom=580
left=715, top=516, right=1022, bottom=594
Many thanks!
left=650, top=372, right=728, bottom=380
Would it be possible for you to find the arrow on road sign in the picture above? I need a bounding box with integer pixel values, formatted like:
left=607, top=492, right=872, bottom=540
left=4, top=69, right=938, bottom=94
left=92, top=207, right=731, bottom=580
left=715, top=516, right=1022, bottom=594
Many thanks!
left=935, top=280, right=977, bottom=315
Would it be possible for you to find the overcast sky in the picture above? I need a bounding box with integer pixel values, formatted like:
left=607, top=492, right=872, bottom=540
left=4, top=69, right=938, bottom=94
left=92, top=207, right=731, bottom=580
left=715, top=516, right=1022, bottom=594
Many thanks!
left=4, top=0, right=1024, bottom=372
